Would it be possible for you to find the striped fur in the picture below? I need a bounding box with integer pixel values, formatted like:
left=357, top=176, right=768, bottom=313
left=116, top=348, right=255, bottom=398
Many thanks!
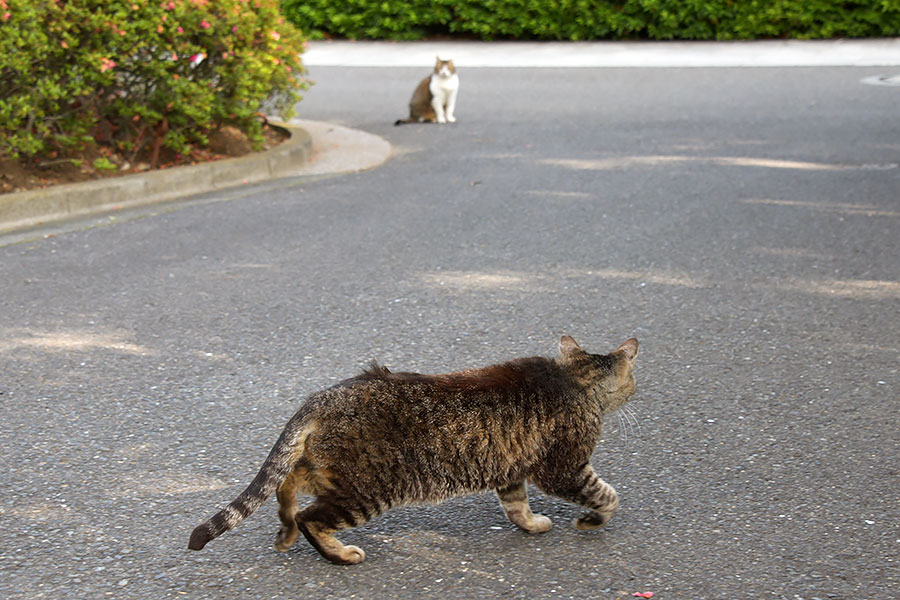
left=188, top=416, right=315, bottom=551
left=188, top=336, right=638, bottom=564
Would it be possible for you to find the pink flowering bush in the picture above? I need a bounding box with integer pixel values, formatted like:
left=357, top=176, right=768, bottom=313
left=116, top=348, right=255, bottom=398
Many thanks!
left=0, top=0, right=308, bottom=166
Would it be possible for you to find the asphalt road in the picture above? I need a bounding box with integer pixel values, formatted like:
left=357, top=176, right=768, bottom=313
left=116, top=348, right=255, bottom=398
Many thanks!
left=1, top=64, right=898, bottom=600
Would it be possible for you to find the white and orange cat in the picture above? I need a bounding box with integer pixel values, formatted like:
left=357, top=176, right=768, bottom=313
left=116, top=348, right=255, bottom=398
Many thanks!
left=395, top=57, right=459, bottom=125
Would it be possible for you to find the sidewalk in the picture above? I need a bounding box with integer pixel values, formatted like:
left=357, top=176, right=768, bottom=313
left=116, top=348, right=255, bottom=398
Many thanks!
left=303, top=38, right=900, bottom=68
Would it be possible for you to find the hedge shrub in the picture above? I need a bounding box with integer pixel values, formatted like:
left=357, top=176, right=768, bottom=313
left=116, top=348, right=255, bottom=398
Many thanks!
left=1, top=0, right=308, bottom=164
left=280, top=0, right=900, bottom=41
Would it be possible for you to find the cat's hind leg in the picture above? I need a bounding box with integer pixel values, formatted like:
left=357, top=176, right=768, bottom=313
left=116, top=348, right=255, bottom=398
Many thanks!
left=495, top=481, right=552, bottom=533
left=538, top=463, right=619, bottom=530
left=295, top=497, right=381, bottom=565
left=274, top=469, right=304, bottom=551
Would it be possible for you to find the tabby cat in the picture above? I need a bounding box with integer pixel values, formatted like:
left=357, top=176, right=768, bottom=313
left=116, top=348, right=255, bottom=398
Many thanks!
left=394, top=57, right=459, bottom=125
left=189, top=336, right=638, bottom=565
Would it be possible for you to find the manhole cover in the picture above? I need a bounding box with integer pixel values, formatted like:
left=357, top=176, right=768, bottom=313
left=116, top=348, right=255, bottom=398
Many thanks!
left=861, top=74, right=900, bottom=87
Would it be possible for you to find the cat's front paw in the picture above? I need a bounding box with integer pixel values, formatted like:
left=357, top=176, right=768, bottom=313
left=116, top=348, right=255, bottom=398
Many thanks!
left=523, top=514, right=553, bottom=534
left=334, top=544, right=366, bottom=565
left=447, top=115, right=456, bottom=123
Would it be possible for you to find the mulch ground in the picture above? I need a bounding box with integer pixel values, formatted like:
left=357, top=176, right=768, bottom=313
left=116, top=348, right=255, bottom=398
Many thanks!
left=1, top=124, right=289, bottom=195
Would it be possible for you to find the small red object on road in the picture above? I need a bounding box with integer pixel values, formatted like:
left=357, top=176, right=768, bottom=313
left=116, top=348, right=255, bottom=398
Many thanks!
left=632, top=593, right=654, bottom=599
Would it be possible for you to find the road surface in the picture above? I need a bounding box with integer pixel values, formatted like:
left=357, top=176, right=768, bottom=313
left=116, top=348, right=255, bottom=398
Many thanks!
left=1, top=49, right=898, bottom=599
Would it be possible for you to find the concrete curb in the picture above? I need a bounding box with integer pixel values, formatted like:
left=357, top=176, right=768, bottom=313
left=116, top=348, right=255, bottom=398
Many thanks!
left=0, top=122, right=313, bottom=235
left=0, top=120, right=390, bottom=236
left=288, top=119, right=393, bottom=177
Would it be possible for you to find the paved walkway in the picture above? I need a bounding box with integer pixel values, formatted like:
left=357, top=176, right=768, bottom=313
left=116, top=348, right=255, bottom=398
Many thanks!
left=303, top=38, right=900, bottom=67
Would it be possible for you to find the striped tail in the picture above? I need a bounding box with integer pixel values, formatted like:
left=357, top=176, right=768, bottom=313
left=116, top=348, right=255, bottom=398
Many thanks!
left=188, top=416, right=312, bottom=551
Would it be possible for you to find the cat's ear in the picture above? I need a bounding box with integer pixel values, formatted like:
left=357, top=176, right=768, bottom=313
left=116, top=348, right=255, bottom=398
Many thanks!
left=558, top=335, right=582, bottom=358
left=615, top=338, right=639, bottom=363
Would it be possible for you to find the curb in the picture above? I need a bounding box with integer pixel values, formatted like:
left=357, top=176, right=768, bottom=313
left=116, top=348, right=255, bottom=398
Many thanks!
left=0, top=122, right=314, bottom=235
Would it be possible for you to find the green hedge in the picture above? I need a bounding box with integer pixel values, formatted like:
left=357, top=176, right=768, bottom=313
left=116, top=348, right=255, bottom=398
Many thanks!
left=1, top=0, right=308, bottom=162
left=281, top=0, right=900, bottom=41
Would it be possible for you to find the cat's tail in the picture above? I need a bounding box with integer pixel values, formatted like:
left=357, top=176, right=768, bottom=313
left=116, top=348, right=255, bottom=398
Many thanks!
left=395, top=116, right=434, bottom=126
left=188, top=413, right=314, bottom=551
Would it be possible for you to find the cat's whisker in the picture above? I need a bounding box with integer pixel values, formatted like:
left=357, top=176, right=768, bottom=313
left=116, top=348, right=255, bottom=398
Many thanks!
left=622, top=406, right=641, bottom=441
left=623, top=407, right=642, bottom=442
left=616, top=411, right=629, bottom=446
left=630, top=407, right=643, bottom=439
left=626, top=411, right=636, bottom=445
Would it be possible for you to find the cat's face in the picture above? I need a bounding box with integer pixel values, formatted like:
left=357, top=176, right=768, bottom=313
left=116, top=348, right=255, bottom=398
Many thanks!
left=559, top=336, right=638, bottom=414
left=434, top=57, right=456, bottom=78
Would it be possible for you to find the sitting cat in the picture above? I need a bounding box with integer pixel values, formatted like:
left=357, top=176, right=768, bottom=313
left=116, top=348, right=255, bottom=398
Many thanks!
left=394, top=57, right=459, bottom=125
left=189, top=336, right=638, bottom=565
